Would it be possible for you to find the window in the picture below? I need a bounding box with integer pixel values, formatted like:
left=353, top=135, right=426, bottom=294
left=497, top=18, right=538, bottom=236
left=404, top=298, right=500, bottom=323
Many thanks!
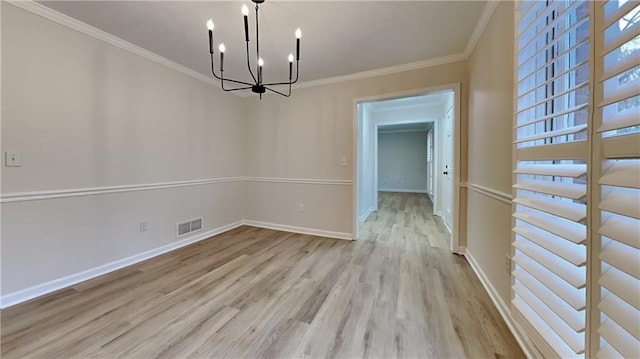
left=594, top=1, right=640, bottom=358
left=513, top=1, right=640, bottom=357
left=513, top=1, right=589, bottom=357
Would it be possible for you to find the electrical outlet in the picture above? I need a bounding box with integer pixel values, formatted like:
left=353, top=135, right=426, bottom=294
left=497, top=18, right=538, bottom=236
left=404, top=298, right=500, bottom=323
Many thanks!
left=505, top=255, right=511, bottom=273
left=139, top=221, right=148, bottom=232
left=341, top=157, right=347, bottom=167
left=298, top=203, right=304, bottom=213
left=5, top=151, right=21, bottom=167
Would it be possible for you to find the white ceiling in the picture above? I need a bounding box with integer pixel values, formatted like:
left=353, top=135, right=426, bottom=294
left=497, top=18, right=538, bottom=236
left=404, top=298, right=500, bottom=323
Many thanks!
left=36, top=1, right=487, bottom=86
left=370, top=91, right=451, bottom=131
left=367, top=91, right=448, bottom=112
left=378, top=122, right=432, bottom=132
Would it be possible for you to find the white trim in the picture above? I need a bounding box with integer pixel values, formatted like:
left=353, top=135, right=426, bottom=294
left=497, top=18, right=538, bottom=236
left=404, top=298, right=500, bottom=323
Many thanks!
left=294, top=53, right=467, bottom=90
left=464, top=1, right=500, bottom=58
left=0, top=177, right=243, bottom=203
left=462, top=182, right=512, bottom=205
left=378, top=129, right=429, bottom=134
left=243, top=220, right=353, bottom=241
left=0, top=177, right=353, bottom=203
left=357, top=206, right=375, bottom=223
left=378, top=188, right=429, bottom=194
left=0, top=220, right=244, bottom=308
left=5, top=0, right=221, bottom=90
left=352, top=83, right=461, bottom=251
left=243, top=177, right=352, bottom=186
left=464, top=249, right=540, bottom=359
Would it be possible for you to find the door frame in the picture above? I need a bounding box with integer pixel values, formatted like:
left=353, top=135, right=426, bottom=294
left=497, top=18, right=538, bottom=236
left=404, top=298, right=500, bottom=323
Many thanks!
left=352, top=83, right=463, bottom=254
left=441, top=103, right=455, bottom=230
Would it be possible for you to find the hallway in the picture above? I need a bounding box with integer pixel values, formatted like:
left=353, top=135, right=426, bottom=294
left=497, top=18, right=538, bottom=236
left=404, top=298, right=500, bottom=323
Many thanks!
left=358, top=192, right=524, bottom=357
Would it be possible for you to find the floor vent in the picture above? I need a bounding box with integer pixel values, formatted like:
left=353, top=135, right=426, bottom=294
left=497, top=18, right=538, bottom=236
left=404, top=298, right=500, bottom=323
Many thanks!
left=176, top=217, right=203, bottom=238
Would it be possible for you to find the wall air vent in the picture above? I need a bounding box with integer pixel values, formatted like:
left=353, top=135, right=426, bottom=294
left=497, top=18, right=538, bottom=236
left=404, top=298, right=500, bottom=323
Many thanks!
left=190, top=218, right=203, bottom=232
left=177, top=221, right=191, bottom=237
left=176, top=217, right=204, bottom=238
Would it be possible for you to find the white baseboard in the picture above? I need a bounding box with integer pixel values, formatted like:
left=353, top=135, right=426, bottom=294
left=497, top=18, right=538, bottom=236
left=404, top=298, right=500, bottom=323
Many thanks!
left=378, top=188, right=428, bottom=193
left=243, top=220, right=353, bottom=241
left=0, top=220, right=244, bottom=308
left=357, top=207, right=375, bottom=223
left=464, top=250, right=538, bottom=359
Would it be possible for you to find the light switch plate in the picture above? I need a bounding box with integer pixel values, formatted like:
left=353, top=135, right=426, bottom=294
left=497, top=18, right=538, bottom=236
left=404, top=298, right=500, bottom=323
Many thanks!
left=5, top=151, right=21, bottom=167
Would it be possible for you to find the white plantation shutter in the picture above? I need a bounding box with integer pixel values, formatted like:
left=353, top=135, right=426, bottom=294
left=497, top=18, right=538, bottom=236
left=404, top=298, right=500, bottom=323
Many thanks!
left=513, top=1, right=590, bottom=357
left=594, top=1, right=640, bottom=358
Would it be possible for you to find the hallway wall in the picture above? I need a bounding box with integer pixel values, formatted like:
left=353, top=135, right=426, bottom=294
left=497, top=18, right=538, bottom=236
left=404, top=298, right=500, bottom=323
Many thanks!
left=465, top=1, right=514, bottom=304
left=378, top=131, right=428, bottom=193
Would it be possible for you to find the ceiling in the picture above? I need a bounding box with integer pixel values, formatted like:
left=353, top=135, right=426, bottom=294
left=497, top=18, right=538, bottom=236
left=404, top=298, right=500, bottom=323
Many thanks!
left=371, top=91, right=451, bottom=131
left=367, top=91, right=449, bottom=112
left=378, top=122, right=432, bottom=132
left=36, top=1, right=487, bottom=86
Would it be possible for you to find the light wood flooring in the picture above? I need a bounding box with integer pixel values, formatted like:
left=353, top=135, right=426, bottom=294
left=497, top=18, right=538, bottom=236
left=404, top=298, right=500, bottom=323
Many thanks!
left=1, top=192, right=524, bottom=358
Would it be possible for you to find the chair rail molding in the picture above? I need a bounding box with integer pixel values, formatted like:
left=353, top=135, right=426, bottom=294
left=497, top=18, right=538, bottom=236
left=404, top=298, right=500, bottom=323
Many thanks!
left=1, top=177, right=354, bottom=203
left=461, top=182, right=512, bottom=204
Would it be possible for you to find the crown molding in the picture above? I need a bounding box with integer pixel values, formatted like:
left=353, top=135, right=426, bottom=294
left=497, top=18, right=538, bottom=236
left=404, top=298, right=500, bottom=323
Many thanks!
left=7, top=0, right=497, bottom=95
left=5, top=0, right=222, bottom=90
left=292, top=52, right=468, bottom=91
left=463, top=0, right=500, bottom=58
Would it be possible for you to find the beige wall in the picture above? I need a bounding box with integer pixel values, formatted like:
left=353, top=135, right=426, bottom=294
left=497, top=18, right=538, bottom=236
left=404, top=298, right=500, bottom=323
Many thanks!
left=244, top=62, right=468, bottom=235
left=466, top=1, right=514, bottom=303
left=1, top=4, right=245, bottom=296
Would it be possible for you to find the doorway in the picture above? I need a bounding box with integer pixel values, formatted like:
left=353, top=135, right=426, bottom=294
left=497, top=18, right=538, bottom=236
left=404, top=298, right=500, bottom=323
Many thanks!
left=353, top=84, right=461, bottom=253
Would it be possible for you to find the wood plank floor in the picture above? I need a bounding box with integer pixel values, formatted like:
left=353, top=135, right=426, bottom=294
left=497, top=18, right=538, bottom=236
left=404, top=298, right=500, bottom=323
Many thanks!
left=1, top=192, right=524, bottom=358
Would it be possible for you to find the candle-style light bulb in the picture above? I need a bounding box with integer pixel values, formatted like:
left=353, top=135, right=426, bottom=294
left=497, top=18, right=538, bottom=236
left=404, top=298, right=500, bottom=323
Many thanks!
left=258, top=57, right=264, bottom=84
left=219, top=43, right=225, bottom=72
left=288, top=53, right=294, bottom=80
left=207, top=19, right=214, bottom=54
left=242, top=4, right=250, bottom=41
left=295, top=28, right=301, bottom=60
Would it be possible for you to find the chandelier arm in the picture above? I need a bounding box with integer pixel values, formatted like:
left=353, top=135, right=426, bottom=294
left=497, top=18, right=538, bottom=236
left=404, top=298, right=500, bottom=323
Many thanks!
left=262, top=81, right=292, bottom=86
left=220, top=76, right=254, bottom=88
left=221, top=85, right=254, bottom=92
left=210, top=53, right=222, bottom=80
left=211, top=53, right=254, bottom=87
left=292, top=61, right=300, bottom=83
left=245, top=42, right=258, bottom=84
left=265, top=86, right=291, bottom=97
left=262, top=61, right=300, bottom=87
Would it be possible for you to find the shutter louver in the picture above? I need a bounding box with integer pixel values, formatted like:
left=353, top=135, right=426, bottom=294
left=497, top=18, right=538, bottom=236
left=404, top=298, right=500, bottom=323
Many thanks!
left=595, top=1, right=640, bottom=358
left=513, top=1, right=590, bottom=356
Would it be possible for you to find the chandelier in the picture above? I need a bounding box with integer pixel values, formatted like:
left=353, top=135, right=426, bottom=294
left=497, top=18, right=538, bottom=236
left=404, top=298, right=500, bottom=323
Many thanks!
left=206, top=0, right=301, bottom=99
